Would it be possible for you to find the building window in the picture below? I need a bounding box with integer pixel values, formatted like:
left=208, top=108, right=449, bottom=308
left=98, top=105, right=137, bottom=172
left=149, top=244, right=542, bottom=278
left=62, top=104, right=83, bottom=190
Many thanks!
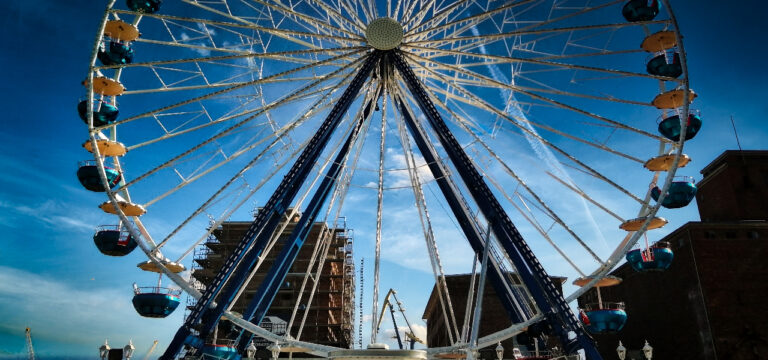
left=705, top=231, right=716, bottom=239
left=726, top=231, right=737, bottom=239
left=748, top=231, right=760, bottom=239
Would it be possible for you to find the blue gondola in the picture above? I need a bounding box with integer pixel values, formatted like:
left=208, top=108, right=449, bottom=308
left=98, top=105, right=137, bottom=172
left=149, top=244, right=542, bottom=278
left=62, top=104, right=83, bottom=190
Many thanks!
left=622, top=0, right=661, bottom=22
left=93, top=225, right=137, bottom=256
left=626, top=242, right=674, bottom=272
left=132, top=285, right=181, bottom=318
left=78, top=100, right=119, bottom=127
left=77, top=160, right=122, bottom=192
left=581, top=304, right=627, bottom=334
left=650, top=177, right=697, bottom=209
left=98, top=40, right=134, bottom=66
left=127, top=0, right=161, bottom=13
left=583, top=309, right=628, bottom=334
left=647, top=52, right=682, bottom=78
left=202, top=345, right=240, bottom=360
left=658, top=113, right=702, bottom=142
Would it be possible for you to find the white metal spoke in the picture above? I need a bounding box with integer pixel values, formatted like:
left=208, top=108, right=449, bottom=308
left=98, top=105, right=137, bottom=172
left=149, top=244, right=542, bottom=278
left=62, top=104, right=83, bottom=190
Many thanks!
left=370, top=84, right=387, bottom=343
left=402, top=0, right=435, bottom=32
left=422, top=83, right=606, bottom=265
left=173, top=139, right=306, bottom=263
left=98, top=47, right=357, bottom=72
left=306, top=0, right=366, bottom=34
left=405, top=51, right=668, bottom=142
left=406, top=0, right=469, bottom=37
left=393, top=95, right=461, bottom=344
left=119, top=54, right=365, bottom=190
left=546, top=171, right=625, bottom=222
left=97, top=47, right=364, bottom=130
left=404, top=45, right=677, bottom=82
left=245, top=0, right=364, bottom=40
left=176, top=1, right=361, bottom=48
left=423, top=81, right=646, bottom=164
left=126, top=80, right=344, bottom=151
left=406, top=19, right=669, bottom=48
left=405, top=0, right=534, bottom=39
left=401, top=55, right=644, bottom=204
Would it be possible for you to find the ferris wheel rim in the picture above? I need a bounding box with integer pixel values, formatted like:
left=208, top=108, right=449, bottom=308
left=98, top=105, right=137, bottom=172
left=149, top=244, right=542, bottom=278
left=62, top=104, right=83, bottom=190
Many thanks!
left=82, top=0, right=695, bottom=355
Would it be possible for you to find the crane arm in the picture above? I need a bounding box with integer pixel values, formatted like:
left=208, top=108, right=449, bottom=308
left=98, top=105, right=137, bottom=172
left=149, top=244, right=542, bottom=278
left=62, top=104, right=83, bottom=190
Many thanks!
left=376, top=289, right=398, bottom=330
left=142, top=340, right=159, bottom=360
left=25, top=328, right=35, bottom=360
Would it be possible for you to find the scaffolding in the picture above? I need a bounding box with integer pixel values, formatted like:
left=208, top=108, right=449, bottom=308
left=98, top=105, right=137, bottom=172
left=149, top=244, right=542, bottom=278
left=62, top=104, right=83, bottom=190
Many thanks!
left=189, top=211, right=355, bottom=350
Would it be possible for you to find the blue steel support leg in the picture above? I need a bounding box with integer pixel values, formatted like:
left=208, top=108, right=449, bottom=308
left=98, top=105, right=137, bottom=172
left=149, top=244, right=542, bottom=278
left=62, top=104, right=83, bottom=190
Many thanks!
left=390, top=51, right=601, bottom=359
left=389, top=304, right=404, bottom=350
left=233, top=95, right=379, bottom=353
left=159, top=50, right=381, bottom=360
left=395, top=96, right=533, bottom=325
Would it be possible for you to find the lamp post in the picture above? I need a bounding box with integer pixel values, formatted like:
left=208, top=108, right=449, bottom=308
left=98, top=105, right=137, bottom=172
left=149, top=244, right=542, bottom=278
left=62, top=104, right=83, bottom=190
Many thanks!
left=642, top=340, right=653, bottom=360
left=246, top=341, right=257, bottom=360
left=123, top=340, right=135, bottom=360
left=267, top=342, right=281, bottom=360
left=99, top=340, right=110, bottom=360
left=616, top=341, right=626, bottom=360
left=495, top=342, right=504, bottom=360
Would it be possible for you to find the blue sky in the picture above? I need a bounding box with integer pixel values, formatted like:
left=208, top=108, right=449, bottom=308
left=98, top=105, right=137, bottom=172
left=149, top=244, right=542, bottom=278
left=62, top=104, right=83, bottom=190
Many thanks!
left=0, top=0, right=766, bottom=358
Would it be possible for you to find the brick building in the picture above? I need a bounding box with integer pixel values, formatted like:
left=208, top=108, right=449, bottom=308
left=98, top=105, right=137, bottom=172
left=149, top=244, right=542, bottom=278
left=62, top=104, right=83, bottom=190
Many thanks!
left=422, top=274, right=566, bottom=358
left=577, top=150, right=768, bottom=359
left=189, top=211, right=356, bottom=354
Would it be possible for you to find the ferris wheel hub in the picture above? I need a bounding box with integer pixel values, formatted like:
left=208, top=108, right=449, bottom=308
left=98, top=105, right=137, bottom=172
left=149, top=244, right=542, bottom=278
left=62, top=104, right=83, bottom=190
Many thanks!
left=365, top=17, right=403, bottom=50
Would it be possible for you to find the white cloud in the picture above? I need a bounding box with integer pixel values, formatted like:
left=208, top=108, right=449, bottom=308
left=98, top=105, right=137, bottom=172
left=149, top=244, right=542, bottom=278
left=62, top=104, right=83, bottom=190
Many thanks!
left=0, top=266, right=182, bottom=356
left=0, top=199, right=97, bottom=232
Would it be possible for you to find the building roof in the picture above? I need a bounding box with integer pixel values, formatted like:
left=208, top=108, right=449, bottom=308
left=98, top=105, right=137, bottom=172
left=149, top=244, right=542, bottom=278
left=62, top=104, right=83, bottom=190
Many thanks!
left=700, top=150, right=768, bottom=178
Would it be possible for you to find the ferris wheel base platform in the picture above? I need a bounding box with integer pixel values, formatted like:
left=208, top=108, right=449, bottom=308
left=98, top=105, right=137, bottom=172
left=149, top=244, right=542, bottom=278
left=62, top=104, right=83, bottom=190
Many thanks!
left=328, top=349, right=426, bottom=360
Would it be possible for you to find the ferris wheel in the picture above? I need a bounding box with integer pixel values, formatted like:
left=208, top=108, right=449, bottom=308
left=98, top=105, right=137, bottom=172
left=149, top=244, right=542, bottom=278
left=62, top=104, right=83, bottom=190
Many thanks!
left=78, top=0, right=700, bottom=359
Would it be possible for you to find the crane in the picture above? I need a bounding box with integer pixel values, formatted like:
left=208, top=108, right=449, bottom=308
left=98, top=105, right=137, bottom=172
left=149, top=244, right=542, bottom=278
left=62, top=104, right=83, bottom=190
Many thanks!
left=375, top=289, right=424, bottom=350
left=25, top=328, right=35, bottom=360
left=142, top=340, right=159, bottom=360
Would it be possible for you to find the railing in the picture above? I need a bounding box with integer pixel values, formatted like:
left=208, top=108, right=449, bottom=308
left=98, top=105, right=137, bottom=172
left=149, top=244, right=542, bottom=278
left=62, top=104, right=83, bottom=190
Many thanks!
left=252, top=321, right=288, bottom=347
left=194, top=247, right=214, bottom=259
left=512, top=348, right=557, bottom=359
left=207, top=339, right=236, bottom=347
left=673, top=175, right=695, bottom=184
left=656, top=108, right=700, bottom=124
left=133, top=285, right=183, bottom=296
left=78, top=159, right=99, bottom=167
left=582, top=302, right=625, bottom=312
left=204, top=233, right=220, bottom=244
left=94, top=225, right=131, bottom=241
left=550, top=355, right=582, bottom=360
left=645, top=49, right=678, bottom=64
